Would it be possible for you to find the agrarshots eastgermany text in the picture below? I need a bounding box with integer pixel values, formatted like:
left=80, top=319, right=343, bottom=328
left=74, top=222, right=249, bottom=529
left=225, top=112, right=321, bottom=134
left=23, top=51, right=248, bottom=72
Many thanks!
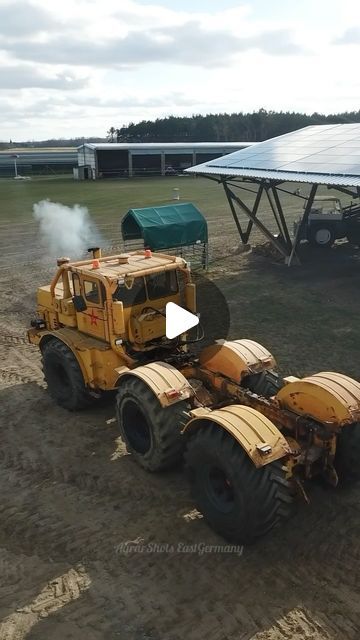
left=115, top=541, right=244, bottom=556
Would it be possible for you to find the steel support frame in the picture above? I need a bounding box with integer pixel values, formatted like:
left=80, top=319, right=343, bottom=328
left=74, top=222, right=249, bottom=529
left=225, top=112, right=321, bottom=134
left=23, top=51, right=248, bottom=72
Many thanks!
left=287, top=183, right=318, bottom=266
left=223, top=181, right=264, bottom=245
left=326, top=185, right=360, bottom=199
left=222, top=178, right=319, bottom=265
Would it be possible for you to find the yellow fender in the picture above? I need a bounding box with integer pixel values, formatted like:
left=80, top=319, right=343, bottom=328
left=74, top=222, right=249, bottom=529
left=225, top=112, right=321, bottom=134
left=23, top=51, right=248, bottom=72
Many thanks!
left=199, top=339, right=276, bottom=383
left=34, top=327, right=122, bottom=390
left=184, top=405, right=291, bottom=468
left=117, top=362, right=194, bottom=407
left=277, top=371, right=360, bottom=425
left=36, top=327, right=93, bottom=382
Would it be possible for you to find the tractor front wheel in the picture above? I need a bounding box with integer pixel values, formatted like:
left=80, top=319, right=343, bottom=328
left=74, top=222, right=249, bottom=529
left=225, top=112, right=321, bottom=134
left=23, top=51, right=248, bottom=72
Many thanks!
left=116, top=377, right=188, bottom=471
left=185, top=425, right=294, bottom=544
left=42, top=339, right=93, bottom=411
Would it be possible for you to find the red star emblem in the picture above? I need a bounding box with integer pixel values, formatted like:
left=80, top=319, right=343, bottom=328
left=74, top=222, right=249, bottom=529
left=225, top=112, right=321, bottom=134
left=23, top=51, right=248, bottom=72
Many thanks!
left=89, top=309, right=99, bottom=326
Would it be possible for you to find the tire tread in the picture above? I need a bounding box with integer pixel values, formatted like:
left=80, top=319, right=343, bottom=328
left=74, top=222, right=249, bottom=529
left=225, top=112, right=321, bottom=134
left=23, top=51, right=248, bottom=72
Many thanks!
left=117, top=376, right=188, bottom=471
left=185, top=424, right=295, bottom=544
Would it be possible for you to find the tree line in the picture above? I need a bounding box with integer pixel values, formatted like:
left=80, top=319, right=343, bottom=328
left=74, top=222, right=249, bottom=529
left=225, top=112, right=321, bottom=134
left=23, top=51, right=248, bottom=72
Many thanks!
left=108, top=109, right=360, bottom=143
left=1, top=137, right=106, bottom=149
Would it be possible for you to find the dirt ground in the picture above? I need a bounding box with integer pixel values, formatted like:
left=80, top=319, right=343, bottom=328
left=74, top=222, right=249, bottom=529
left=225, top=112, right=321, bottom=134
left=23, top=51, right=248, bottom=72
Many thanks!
left=1, top=186, right=360, bottom=639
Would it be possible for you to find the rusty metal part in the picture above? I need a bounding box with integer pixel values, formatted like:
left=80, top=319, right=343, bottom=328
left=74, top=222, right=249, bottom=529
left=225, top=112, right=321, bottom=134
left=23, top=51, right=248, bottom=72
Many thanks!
left=184, top=404, right=291, bottom=468
left=187, top=378, right=215, bottom=407
left=180, top=365, right=327, bottom=435
left=181, top=363, right=360, bottom=438
left=117, top=362, right=194, bottom=407
left=199, top=339, right=276, bottom=383
left=277, top=371, right=360, bottom=426
left=284, top=436, right=302, bottom=457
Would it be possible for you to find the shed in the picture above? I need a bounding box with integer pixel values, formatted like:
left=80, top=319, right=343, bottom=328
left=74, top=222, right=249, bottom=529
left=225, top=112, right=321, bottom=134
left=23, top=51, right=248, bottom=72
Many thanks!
left=121, top=202, right=208, bottom=267
left=77, top=142, right=253, bottom=178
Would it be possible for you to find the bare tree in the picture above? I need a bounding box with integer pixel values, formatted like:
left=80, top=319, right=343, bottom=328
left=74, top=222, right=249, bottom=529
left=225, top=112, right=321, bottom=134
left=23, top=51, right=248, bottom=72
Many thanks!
left=107, top=127, right=116, bottom=142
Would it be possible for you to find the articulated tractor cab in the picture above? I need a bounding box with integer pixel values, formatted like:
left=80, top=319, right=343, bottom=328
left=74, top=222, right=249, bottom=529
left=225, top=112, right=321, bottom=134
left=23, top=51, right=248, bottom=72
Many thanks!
left=29, top=248, right=360, bottom=545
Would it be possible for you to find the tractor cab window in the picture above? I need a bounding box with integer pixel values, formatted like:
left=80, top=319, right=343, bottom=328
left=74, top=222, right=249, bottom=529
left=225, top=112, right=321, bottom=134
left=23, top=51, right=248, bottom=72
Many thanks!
left=114, top=277, right=147, bottom=308
left=84, top=280, right=100, bottom=304
left=146, top=271, right=178, bottom=300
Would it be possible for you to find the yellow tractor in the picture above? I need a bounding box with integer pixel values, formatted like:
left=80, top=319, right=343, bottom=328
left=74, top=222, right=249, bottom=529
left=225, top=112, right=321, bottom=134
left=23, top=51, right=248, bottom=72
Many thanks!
left=28, top=248, right=360, bottom=544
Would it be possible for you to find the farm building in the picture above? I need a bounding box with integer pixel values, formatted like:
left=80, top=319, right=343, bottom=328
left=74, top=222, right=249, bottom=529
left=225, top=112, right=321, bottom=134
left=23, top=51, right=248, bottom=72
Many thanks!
left=77, top=142, right=254, bottom=179
left=0, top=148, right=77, bottom=177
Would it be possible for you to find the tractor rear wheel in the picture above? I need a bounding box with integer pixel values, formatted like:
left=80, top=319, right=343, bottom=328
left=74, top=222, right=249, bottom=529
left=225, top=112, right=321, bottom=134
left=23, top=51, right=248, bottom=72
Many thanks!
left=336, top=423, right=360, bottom=480
left=308, top=224, right=335, bottom=248
left=185, top=425, right=294, bottom=544
left=42, top=339, right=93, bottom=411
left=116, top=377, right=188, bottom=471
left=242, top=370, right=283, bottom=398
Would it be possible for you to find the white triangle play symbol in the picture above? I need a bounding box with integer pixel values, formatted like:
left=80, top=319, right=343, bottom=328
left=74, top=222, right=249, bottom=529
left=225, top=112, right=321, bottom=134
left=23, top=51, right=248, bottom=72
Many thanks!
left=166, top=302, right=199, bottom=339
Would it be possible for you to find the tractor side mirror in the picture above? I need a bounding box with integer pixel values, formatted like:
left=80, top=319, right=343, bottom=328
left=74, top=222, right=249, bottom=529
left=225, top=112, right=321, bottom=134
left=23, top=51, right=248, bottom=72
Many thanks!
left=112, top=301, right=125, bottom=335
left=185, top=283, right=196, bottom=313
left=73, top=295, right=87, bottom=312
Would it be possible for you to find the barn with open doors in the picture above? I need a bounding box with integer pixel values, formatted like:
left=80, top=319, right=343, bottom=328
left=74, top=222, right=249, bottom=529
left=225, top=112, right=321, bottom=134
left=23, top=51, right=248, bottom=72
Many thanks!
left=77, top=142, right=253, bottom=179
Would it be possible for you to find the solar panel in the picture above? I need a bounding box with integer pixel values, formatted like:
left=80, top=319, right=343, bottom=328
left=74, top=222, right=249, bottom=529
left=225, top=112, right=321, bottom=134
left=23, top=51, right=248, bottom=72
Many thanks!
left=187, top=125, right=360, bottom=186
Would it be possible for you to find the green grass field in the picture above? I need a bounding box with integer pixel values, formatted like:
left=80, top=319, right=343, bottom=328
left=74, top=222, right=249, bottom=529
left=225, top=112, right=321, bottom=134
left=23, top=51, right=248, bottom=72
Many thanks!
left=0, top=173, right=315, bottom=242
left=0, top=173, right=314, bottom=255
left=0, top=175, right=230, bottom=222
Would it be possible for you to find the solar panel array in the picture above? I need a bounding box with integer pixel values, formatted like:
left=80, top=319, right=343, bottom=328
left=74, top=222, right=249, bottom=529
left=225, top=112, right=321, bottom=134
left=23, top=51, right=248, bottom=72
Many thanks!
left=187, top=124, right=360, bottom=186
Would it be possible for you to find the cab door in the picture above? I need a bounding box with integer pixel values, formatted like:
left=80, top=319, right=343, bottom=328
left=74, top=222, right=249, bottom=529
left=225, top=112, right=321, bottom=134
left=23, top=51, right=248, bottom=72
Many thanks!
left=73, top=273, right=108, bottom=341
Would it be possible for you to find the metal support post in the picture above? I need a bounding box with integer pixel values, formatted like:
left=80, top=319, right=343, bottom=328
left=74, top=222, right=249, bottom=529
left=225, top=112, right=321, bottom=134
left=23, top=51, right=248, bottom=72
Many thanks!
left=287, top=183, right=318, bottom=266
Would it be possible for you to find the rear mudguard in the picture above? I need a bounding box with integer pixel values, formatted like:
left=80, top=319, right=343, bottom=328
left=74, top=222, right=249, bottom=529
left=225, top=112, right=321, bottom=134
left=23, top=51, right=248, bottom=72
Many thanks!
left=184, top=404, right=291, bottom=468
left=116, top=361, right=194, bottom=407
left=277, top=371, right=360, bottom=426
left=199, top=339, right=276, bottom=384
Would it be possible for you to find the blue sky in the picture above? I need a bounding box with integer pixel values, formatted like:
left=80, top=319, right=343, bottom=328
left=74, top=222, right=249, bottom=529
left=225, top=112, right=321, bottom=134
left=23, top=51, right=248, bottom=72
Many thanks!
left=0, top=0, right=359, bottom=140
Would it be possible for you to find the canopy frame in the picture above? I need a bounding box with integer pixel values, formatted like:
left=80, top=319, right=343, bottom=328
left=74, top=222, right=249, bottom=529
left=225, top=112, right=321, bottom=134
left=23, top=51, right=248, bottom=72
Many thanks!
left=215, top=176, right=353, bottom=265
left=186, top=124, right=360, bottom=264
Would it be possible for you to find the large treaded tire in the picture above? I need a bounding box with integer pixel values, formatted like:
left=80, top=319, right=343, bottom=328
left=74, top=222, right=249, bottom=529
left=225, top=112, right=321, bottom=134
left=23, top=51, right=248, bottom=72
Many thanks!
left=116, top=377, right=188, bottom=472
left=307, top=223, right=335, bottom=248
left=242, top=370, right=283, bottom=398
left=42, top=339, right=93, bottom=411
left=185, top=425, right=294, bottom=544
left=336, top=423, right=360, bottom=480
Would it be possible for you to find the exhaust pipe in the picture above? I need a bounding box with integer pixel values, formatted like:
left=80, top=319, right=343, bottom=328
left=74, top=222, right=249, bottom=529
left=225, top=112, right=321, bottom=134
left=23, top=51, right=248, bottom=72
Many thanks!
left=88, top=247, right=101, bottom=259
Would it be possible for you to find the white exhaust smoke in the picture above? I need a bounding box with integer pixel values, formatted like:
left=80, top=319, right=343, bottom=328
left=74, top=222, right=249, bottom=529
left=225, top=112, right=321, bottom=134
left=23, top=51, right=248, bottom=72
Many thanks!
left=33, top=200, right=103, bottom=258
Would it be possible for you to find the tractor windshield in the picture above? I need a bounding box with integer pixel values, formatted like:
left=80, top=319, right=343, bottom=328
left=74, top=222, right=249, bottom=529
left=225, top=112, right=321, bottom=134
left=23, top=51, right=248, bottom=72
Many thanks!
left=146, top=271, right=178, bottom=300
left=113, top=270, right=179, bottom=307
left=113, top=277, right=147, bottom=307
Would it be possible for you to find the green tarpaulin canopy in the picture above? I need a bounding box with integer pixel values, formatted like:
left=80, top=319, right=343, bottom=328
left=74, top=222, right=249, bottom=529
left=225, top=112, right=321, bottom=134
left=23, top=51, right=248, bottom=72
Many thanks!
left=121, top=202, right=208, bottom=250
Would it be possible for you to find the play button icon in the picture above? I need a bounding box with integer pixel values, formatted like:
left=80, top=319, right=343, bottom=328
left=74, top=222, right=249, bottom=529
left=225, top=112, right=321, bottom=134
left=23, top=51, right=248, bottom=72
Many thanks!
left=166, top=302, right=199, bottom=339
